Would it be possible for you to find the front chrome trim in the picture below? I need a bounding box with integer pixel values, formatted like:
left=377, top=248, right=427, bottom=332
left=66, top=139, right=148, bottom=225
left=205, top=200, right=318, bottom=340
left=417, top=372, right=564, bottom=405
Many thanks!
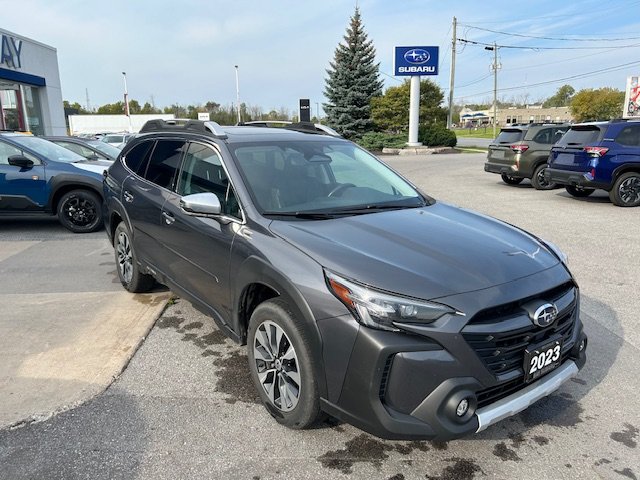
left=475, top=360, right=578, bottom=432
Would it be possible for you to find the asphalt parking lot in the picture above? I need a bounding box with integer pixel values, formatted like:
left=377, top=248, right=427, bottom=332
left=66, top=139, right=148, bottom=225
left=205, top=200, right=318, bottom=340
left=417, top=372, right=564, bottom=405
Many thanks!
left=0, top=152, right=638, bottom=480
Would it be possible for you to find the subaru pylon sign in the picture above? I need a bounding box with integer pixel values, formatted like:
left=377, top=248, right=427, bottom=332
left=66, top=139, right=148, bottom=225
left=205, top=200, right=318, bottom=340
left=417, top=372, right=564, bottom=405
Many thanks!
left=394, top=46, right=439, bottom=76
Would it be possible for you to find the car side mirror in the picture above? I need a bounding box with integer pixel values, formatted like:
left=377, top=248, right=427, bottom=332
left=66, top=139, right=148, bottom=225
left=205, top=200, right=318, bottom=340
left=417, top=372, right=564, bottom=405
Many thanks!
left=86, top=154, right=100, bottom=161
left=180, top=192, right=222, bottom=216
left=8, top=155, right=34, bottom=169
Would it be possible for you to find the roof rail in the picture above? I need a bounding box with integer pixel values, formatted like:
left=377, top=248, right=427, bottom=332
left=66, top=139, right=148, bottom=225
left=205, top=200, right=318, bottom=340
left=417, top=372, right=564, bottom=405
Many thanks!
left=139, top=118, right=228, bottom=139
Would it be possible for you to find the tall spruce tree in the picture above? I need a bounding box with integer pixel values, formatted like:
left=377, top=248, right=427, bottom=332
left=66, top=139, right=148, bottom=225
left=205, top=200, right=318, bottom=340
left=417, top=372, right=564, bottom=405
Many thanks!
left=323, top=8, right=383, bottom=139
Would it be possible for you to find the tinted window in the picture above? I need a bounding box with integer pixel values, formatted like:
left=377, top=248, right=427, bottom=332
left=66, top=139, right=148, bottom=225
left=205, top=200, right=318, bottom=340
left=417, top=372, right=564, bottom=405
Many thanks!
left=495, top=129, right=525, bottom=144
left=178, top=143, right=241, bottom=218
left=125, top=141, right=153, bottom=174
left=142, top=140, right=185, bottom=190
left=530, top=128, right=554, bottom=144
left=556, top=126, right=603, bottom=146
left=615, top=125, right=640, bottom=146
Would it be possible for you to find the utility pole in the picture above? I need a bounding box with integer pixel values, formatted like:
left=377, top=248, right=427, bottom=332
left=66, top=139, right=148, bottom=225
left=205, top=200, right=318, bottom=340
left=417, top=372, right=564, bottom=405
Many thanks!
left=485, top=43, right=500, bottom=138
left=122, top=72, right=132, bottom=133
left=85, top=88, right=91, bottom=112
left=234, top=65, right=241, bottom=124
left=447, top=16, right=457, bottom=129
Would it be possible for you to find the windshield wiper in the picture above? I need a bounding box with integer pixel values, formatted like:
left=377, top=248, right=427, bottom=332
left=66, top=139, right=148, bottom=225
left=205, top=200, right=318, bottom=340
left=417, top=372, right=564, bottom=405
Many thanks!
left=333, top=203, right=422, bottom=214
left=262, top=211, right=338, bottom=219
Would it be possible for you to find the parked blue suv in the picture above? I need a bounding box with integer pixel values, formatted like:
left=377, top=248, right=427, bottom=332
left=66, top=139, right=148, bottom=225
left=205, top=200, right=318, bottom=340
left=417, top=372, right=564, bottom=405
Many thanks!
left=0, top=133, right=110, bottom=232
left=545, top=119, right=640, bottom=207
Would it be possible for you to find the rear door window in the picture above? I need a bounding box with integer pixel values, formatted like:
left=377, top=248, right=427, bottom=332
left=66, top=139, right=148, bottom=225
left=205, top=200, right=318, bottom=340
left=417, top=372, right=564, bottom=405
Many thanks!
left=495, top=129, right=525, bottom=144
left=529, top=128, right=554, bottom=144
left=124, top=141, right=154, bottom=174
left=141, top=140, right=185, bottom=190
left=556, top=126, right=603, bottom=147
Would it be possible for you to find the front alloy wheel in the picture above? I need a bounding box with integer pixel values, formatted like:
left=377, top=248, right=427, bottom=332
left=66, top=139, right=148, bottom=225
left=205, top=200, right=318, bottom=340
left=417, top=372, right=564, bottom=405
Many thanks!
left=116, top=231, right=133, bottom=284
left=253, top=320, right=301, bottom=412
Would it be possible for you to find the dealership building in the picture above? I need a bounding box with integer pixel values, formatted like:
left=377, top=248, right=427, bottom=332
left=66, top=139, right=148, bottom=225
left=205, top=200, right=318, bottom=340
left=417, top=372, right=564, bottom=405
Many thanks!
left=0, top=28, right=65, bottom=135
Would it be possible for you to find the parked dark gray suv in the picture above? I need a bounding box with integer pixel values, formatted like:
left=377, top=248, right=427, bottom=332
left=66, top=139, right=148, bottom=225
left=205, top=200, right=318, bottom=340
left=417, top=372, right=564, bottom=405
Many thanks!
left=103, top=119, right=587, bottom=440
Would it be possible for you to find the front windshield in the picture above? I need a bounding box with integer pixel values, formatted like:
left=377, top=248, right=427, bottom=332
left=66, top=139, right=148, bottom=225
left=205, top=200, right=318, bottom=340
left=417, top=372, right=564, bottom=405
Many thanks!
left=231, top=140, right=424, bottom=215
left=13, top=136, right=85, bottom=163
left=88, top=140, right=121, bottom=158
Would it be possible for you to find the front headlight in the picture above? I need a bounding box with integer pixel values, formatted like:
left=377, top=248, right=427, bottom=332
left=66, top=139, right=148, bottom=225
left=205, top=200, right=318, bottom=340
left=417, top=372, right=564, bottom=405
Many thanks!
left=543, top=240, right=568, bottom=265
left=325, top=271, right=459, bottom=332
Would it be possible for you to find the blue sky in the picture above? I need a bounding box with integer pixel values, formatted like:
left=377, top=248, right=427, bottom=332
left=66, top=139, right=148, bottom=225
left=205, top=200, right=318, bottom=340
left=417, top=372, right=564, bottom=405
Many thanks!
left=6, top=0, right=640, bottom=114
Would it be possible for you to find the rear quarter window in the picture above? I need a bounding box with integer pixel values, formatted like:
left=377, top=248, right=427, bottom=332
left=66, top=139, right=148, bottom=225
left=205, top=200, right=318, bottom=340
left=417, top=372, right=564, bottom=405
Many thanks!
left=124, top=141, right=154, bottom=174
left=614, top=125, right=640, bottom=147
left=495, top=129, right=525, bottom=144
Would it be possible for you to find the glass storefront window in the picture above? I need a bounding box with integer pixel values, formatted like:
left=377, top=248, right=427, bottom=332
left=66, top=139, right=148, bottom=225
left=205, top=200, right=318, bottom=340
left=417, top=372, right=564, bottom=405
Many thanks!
left=21, top=85, right=44, bottom=136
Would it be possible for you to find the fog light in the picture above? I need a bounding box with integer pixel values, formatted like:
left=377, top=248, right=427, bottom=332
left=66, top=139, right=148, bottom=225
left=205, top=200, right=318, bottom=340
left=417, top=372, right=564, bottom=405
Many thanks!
left=456, top=398, right=470, bottom=417
left=579, top=339, right=586, bottom=352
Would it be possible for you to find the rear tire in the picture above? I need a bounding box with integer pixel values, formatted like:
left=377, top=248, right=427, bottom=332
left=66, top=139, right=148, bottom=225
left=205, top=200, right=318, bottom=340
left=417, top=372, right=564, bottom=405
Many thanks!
left=531, top=164, right=556, bottom=190
left=57, top=189, right=103, bottom=233
left=609, top=172, right=640, bottom=207
left=114, top=222, right=155, bottom=293
left=501, top=173, right=524, bottom=185
left=247, top=299, right=322, bottom=429
left=565, top=185, right=595, bottom=198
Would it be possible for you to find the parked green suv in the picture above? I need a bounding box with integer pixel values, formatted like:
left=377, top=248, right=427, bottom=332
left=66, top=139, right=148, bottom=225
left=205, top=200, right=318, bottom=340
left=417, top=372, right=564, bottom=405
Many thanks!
left=485, top=123, right=570, bottom=189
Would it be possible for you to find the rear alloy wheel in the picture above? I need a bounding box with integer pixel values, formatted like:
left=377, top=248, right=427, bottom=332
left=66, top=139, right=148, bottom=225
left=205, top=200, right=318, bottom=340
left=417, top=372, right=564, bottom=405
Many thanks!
left=114, top=222, right=155, bottom=292
left=565, top=185, right=595, bottom=198
left=247, top=299, right=322, bottom=429
left=57, top=189, right=103, bottom=233
left=501, top=173, right=524, bottom=185
left=609, top=172, right=640, bottom=207
left=531, top=164, right=557, bottom=190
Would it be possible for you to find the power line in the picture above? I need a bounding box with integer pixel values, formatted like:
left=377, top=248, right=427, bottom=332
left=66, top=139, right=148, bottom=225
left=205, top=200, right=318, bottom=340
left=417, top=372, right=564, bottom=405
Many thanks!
left=458, top=37, right=640, bottom=50
left=453, top=59, right=640, bottom=100
left=459, top=24, right=640, bottom=42
left=457, top=73, right=493, bottom=89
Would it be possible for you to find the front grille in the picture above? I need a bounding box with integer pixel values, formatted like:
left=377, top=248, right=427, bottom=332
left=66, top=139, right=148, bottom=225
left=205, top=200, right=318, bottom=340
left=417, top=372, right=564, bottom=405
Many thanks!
left=462, top=283, right=577, bottom=378
left=476, top=352, right=572, bottom=408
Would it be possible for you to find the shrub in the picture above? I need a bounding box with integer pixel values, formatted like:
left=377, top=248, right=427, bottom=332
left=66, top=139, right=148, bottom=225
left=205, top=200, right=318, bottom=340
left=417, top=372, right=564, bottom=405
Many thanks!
left=357, top=132, right=407, bottom=151
left=419, top=124, right=457, bottom=147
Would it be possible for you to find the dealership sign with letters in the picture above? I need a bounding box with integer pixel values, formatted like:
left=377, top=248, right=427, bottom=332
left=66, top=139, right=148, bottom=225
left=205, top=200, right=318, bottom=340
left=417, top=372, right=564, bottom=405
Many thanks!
left=0, top=35, right=22, bottom=69
left=394, top=46, right=438, bottom=76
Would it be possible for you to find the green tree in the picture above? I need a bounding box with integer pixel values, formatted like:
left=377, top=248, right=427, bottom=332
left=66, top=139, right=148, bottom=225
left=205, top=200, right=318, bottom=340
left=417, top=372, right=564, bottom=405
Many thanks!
left=370, top=79, right=447, bottom=132
left=570, top=87, right=625, bottom=122
left=140, top=102, right=161, bottom=114
left=543, top=85, right=575, bottom=108
left=323, top=7, right=383, bottom=139
left=97, top=101, right=125, bottom=114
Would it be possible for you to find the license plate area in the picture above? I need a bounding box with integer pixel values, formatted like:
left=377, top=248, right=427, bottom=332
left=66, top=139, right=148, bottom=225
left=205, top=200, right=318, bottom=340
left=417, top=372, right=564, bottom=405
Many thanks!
left=491, top=150, right=505, bottom=159
left=523, top=335, right=563, bottom=383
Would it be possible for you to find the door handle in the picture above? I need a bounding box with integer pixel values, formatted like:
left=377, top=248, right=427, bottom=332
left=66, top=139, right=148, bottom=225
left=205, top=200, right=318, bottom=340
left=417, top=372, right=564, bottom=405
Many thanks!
left=162, top=211, right=175, bottom=225
left=123, top=190, right=134, bottom=203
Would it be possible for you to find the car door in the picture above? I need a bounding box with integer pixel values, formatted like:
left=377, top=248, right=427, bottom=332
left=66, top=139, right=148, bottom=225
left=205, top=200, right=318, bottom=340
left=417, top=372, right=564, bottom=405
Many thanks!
left=0, top=139, right=47, bottom=212
left=121, top=138, right=186, bottom=271
left=160, top=141, right=241, bottom=322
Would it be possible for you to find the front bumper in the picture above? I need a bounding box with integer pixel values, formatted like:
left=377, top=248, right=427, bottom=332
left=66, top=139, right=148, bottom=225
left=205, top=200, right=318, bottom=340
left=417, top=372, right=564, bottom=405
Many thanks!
left=320, top=270, right=587, bottom=441
left=545, top=167, right=611, bottom=190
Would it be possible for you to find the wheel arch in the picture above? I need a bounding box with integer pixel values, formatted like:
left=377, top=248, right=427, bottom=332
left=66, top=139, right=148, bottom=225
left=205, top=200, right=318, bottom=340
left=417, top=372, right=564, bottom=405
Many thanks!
left=233, top=255, right=328, bottom=399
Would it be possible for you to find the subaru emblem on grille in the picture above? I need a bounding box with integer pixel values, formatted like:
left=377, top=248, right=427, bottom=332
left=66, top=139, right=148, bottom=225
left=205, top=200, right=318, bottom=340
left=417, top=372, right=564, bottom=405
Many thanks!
left=531, top=303, right=558, bottom=328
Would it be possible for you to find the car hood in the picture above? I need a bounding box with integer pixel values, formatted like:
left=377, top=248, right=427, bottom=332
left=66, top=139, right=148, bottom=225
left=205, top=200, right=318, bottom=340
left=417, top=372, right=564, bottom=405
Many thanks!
left=269, top=203, right=560, bottom=300
left=70, top=159, right=112, bottom=176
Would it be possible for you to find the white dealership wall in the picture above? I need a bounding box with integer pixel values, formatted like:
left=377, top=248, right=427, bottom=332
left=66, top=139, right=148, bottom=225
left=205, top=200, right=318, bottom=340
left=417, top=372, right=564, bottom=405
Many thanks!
left=68, top=114, right=176, bottom=135
left=0, top=27, right=66, bottom=135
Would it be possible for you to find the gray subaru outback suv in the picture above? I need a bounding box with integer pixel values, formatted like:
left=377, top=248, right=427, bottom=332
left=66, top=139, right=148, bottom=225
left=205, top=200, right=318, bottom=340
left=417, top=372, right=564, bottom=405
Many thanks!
left=103, top=119, right=587, bottom=440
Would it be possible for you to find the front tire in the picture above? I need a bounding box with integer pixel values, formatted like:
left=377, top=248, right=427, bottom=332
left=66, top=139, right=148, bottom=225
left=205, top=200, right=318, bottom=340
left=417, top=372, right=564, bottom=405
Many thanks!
left=531, top=164, right=557, bottom=190
left=565, top=185, right=595, bottom=198
left=501, top=173, right=524, bottom=185
left=609, top=172, right=640, bottom=207
left=247, top=299, right=322, bottom=429
left=114, top=222, right=155, bottom=292
left=57, top=189, right=103, bottom=233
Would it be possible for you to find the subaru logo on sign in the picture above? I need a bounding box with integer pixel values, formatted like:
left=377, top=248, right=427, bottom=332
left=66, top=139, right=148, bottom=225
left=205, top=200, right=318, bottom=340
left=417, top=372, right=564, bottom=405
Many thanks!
left=404, top=49, right=430, bottom=65
left=531, top=303, right=558, bottom=328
